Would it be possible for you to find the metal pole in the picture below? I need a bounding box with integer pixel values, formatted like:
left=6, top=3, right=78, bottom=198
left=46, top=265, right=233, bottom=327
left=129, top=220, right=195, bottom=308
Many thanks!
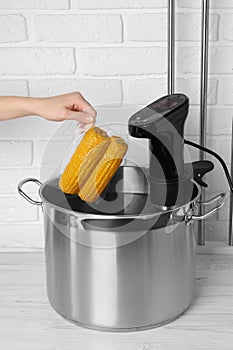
left=168, top=0, right=175, bottom=95
left=198, top=0, right=210, bottom=246
left=229, top=119, right=233, bottom=246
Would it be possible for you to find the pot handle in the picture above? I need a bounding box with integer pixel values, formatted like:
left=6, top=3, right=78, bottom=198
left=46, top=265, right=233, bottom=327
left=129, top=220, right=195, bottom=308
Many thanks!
left=76, top=211, right=158, bottom=221
left=18, top=178, right=43, bottom=206
left=186, top=192, right=226, bottom=222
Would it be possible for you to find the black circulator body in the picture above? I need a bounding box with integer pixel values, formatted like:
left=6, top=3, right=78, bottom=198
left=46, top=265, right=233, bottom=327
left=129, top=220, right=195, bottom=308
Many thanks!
left=128, top=94, right=190, bottom=207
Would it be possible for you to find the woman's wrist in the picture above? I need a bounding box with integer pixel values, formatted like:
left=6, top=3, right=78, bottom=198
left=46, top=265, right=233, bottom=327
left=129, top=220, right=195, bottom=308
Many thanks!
left=18, top=97, right=44, bottom=117
left=0, top=96, right=43, bottom=120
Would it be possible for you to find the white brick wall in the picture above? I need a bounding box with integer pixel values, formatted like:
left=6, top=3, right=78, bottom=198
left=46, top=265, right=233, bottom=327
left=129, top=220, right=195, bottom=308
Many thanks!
left=0, top=15, right=27, bottom=43
left=0, top=1, right=70, bottom=10
left=124, top=78, right=218, bottom=105
left=0, top=80, right=28, bottom=96
left=29, top=79, right=122, bottom=105
left=35, top=15, right=123, bottom=43
left=0, top=1, right=232, bottom=249
left=178, top=0, right=233, bottom=9
left=0, top=197, right=38, bottom=223
left=71, top=0, right=166, bottom=10
left=126, top=14, right=167, bottom=42
left=223, top=14, right=233, bottom=41
left=0, top=141, right=32, bottom=166
left=126, top=13, right=219, bottom=42
left=78, top=47, right=167, bottom=75
left=0, top=48, right=75, bottom=75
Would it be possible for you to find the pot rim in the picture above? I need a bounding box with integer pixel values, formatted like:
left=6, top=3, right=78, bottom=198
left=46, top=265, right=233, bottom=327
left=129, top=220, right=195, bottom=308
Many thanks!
left=39, top=177, right=202, bottom=220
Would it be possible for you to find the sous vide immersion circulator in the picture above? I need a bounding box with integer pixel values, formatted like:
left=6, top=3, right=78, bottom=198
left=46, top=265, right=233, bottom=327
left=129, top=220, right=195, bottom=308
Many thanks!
left=128, top=94, right=191, bottom=208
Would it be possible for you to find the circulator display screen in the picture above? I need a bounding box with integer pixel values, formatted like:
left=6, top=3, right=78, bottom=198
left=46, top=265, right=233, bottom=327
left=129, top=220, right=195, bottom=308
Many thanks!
left=154, top=98, right=178, bottom=112
left=129, top=94, right=188, bottom=127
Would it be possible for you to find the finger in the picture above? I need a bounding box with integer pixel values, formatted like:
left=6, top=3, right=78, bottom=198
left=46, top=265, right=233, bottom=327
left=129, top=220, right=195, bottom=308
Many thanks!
left=66, top=110, right=95, bottom=124
left=73, top=93, right=97, bottom=118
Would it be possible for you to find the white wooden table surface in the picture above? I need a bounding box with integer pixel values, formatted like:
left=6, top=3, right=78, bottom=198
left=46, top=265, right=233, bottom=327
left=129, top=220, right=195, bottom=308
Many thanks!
left=0, top=253, right=233, bottom=350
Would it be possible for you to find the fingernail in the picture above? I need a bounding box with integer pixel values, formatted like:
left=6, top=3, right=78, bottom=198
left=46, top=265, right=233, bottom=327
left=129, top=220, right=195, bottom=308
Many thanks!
left=87, top=116, right=93, bottom=122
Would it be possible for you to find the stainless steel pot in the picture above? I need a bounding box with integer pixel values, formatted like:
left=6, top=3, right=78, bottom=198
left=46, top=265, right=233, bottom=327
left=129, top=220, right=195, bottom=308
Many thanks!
left=18, top=166, right=225, bottom=331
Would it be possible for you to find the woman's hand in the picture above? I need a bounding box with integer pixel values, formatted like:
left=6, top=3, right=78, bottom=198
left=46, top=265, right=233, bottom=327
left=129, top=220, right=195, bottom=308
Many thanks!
left=35, top=92, right=96, bottom=130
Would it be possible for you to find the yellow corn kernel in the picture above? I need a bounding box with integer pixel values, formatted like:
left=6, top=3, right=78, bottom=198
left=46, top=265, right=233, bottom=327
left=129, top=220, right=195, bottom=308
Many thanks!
left=59, top=127, right=110, bottom=194
left=78, top=136, right=128, bottom=203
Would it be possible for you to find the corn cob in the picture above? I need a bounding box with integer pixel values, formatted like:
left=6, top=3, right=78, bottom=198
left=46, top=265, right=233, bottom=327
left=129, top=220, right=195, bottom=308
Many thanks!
left=78, top=136, right=128, bottom=203
left=59, top=127, right=110, bottom=194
